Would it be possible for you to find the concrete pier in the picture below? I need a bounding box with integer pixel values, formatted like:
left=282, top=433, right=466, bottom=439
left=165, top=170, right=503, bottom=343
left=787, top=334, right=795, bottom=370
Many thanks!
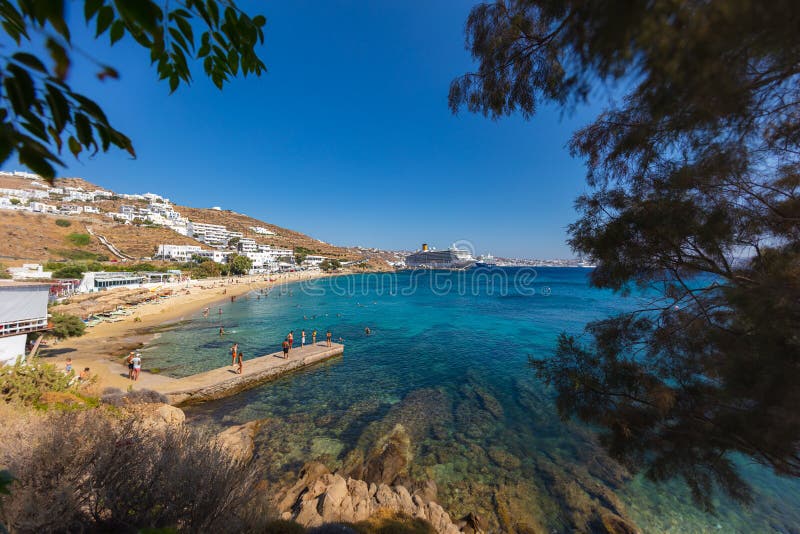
left=155, top=342, right=344, bottom=406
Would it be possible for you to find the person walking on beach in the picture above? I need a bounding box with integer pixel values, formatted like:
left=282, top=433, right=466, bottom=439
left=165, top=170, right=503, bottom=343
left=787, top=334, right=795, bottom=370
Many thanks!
left=126, top=351, right=135, bottom=380
left=236, top=351, right=244, bottom=374
left=131, top=353, right=142, bottom=381
left=312, top=329, right=317, bottom=345
left=282, top=338, right=290, bottom=359
left=326, top=330, right=332, bottom=347
left=288, top=331, right=294, bottom=351
left=230, top=343, right=239, bottom=366
left=301, top=330, right=306, bottom=348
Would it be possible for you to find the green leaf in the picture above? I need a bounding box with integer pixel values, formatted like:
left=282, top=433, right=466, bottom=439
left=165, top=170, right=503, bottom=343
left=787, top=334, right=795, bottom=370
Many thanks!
left=45, top=84, right=70, bottom=133
left=206, top=0, right=219, bottom=26
left=252, top=15, right=266, bottom=27
left=175, top=15, right=194, bottom=48
left=12, top=52, right=47, bottom=73
left=110, top=19, right=125, bottom=44
left=68, top=136, right=82, bottom=157
left=19, top=146, right=57, bottom=179
left=46, top=38, right=70, bottom=80
left=4, top=67, right=35, bottom=115
left=74, top=113, right=93, bottom=146
left=84, top=0, right=104, bottom=21
left=96, top=5, right=114, bottom=36
left=47, top=125, right=62, bottom=152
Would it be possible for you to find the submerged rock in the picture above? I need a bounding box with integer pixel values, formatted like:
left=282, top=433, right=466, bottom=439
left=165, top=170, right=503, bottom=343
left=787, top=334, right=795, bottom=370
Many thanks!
left=216, top=419, right=264, bottom=462
left=363, top=424, right=412, bottom=485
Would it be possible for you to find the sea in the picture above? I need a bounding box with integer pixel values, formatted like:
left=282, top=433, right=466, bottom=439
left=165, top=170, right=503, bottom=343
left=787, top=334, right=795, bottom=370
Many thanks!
left=142, top=268, right=800, bottom=533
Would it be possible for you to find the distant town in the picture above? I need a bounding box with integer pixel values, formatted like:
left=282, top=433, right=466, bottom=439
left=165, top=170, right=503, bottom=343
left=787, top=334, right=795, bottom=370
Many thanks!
left=0, top=170, right=591, bottom=288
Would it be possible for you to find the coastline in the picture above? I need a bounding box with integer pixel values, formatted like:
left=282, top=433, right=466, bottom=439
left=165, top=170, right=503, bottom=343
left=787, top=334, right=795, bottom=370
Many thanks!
left=40, top=271, right=334, bottom=393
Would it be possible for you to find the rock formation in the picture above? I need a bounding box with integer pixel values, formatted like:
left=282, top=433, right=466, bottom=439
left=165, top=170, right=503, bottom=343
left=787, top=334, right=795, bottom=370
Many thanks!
left=275, top=462, right=462, bottom=534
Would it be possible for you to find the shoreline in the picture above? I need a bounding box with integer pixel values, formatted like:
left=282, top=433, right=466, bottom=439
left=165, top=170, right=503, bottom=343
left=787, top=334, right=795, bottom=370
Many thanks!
left=40, top=271, right=335, bottom=393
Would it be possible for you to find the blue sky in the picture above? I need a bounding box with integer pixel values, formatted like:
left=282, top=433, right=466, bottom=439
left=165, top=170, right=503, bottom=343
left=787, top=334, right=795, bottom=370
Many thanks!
left=7, top=1, right=600, bottom=258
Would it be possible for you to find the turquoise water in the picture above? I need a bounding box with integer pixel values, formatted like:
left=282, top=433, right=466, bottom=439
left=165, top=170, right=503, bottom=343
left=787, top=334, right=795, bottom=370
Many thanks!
left=143, top=269, right=800, bottom=533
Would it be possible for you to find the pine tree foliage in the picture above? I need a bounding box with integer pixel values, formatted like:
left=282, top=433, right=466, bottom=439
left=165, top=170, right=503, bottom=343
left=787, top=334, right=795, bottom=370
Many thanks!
left=451, top=0, right=800, bottom=509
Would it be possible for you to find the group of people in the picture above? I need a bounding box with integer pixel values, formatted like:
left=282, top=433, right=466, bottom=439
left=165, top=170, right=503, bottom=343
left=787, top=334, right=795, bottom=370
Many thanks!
left=125, top=351, right=142, bottom=381
left=280, top=329, right=333, bottom=358
left=64, top=358, right=91, bottom=382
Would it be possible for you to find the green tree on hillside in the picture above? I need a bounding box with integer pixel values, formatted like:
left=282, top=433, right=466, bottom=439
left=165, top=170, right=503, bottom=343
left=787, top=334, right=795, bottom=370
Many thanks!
left=452, top=0, right=800, bottom=510
left=319, top=259, right=340, bottom=272
left=228, top=254, right=252, bottom=275
left=0, top=0, right=267, bottom=180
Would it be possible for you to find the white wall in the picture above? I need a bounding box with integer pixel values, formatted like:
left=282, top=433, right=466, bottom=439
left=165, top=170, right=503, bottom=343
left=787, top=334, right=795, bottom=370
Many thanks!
left=0, top=334, right=26, bottom=365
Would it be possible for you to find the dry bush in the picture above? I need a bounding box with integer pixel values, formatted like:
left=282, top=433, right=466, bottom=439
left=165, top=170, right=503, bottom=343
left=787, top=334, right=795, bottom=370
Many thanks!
left=0, top=410, right=273, bottom=533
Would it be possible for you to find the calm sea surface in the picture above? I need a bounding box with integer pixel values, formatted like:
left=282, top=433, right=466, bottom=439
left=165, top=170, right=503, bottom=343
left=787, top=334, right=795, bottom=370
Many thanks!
left=143, top=268, right=800, bottom=533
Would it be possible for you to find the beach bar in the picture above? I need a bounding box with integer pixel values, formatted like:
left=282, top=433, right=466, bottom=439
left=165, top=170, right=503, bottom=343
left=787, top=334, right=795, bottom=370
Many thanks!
left=155, top=342, right=344, bottom=406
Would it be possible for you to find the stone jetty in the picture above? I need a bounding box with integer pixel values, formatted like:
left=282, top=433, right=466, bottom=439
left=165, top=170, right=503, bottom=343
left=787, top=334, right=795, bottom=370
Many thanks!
left=154, top=342, right=343, bottom=406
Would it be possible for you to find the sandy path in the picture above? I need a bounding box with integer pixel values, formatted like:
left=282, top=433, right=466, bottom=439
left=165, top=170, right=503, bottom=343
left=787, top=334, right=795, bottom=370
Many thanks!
left=39, top=271, right=331, bottom=394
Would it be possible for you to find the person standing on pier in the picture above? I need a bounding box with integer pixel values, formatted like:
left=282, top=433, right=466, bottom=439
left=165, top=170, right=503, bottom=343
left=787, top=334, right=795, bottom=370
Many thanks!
left=312, top=329, right=317, bottom=345
left=326, top=330, right=332, bottom=347
left=288, top=331, right=294, bottom=351
left=236, top=351, right=244, bottom=374
left=282, top=338, right=290, bottom=359
left=230, top=343, right=238, bottom=366
left=301, top=330, right=306, bottom=348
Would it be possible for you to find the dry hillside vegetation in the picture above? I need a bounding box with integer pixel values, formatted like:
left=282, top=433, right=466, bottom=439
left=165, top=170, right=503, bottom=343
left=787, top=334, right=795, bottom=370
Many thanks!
left=0, top=211, right=107, bottom=263
left=89, top=219, right=203, bottom=259
left=0, top=176, right=375, bottom=264
left=176, top=205, right=360, bottom=261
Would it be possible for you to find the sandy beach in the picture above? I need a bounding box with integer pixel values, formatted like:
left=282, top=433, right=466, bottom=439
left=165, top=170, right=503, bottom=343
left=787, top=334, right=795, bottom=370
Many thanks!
left=39, top=271, right=332, bottom=393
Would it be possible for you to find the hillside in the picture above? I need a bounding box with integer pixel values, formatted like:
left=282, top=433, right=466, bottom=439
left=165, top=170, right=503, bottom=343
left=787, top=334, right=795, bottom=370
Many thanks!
left=0, top=175, right=384, bottom=267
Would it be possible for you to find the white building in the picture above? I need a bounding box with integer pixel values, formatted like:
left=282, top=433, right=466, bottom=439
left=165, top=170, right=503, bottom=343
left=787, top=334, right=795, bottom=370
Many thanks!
left=196, top=250, right=233, bottom=264
left=77, top=272, right=146, bottom=293
left=250, top=226, right=276, bottom=235
left=83, top=206, right=101, bottom=214
left=8, top=264, right=52, bottom=280
left=58, top=204, right=83, bottom=215
left=0, top=282, right=50, bottom=365
left=244, top=245, right=295, bottom=273
left=237, top=238, right=258, bottom=254
left=155, top=244, right=203, bottom=262
left=303, top=255, right=327, bottom=268
left=188, top=221, right=243, bottom=247
left=29, top=201, right=57, bottom=213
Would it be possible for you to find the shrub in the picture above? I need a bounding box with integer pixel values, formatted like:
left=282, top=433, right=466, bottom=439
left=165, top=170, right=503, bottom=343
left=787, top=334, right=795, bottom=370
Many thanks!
left=55, top=219, right=72, bottom=227
left=193, top=260, right=221, bottom=278
left=50, top=313, right=86, bottom=339
left=0, top=263, right=10, bottom=279
left=86, top=261, right=104, bottom=272
left=65, top=233, right=91, bottom=247
left=229, top=254, right=253, bottom=275
left=320, top=259, right=341, bottom=272
left=9, top=198, right=20, bottom=205
left=53, top=249, right=100, bottom=261
left=0, top=357, right=74, bottom=406
left=95, top=254, right=109, bottom=262
left=0, top=411, right=273, bottom=532
left=52, top=263, right=86, bottom=279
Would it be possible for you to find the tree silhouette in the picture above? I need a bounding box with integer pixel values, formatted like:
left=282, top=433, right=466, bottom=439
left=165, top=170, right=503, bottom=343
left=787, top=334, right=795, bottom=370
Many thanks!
left=451, top=0, right=800, bottom=510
